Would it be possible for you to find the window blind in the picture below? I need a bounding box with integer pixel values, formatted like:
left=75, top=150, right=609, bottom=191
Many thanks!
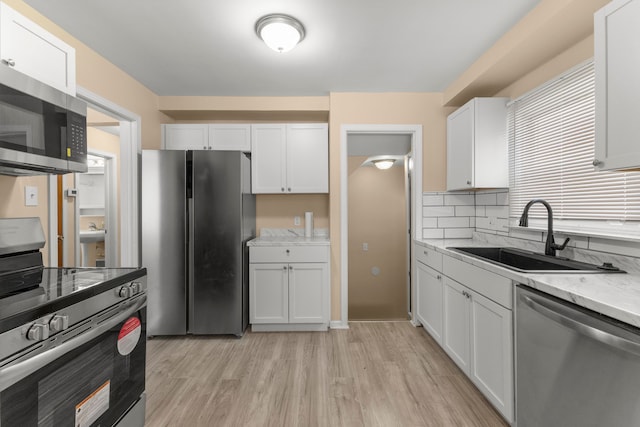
left=508, top=61, right=640, bottom=235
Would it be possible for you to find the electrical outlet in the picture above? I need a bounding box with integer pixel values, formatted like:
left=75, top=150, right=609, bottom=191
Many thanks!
left=25, top=186, right=38, bottom=206
left=362, top=242, right=368, bottom=251
left=294, top=216, right=301, bottom=226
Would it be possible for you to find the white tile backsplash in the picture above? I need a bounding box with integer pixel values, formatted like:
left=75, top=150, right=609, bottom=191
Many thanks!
left=444, top=193, right=475, bottom=206
left=421, top=188, right=640, bottom=268
left=438, top=217, right=470, bottom=228
left=423, top=206, right=455, bottom=217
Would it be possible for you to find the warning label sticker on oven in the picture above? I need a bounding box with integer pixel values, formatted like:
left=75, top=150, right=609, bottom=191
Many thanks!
left=117, top=316, right=141, bottom=356
left=75, top=380, right=110, bottom=427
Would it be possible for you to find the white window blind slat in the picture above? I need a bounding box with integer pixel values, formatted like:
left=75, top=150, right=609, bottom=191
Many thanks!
left=509, top=61, right=640, bottom=225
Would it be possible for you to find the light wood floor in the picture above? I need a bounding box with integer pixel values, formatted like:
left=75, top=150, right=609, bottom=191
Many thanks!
left=145, top=322, right=508, bottom=427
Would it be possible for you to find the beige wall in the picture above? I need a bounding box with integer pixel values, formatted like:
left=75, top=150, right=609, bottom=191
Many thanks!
left=256, top=194, right=328, bottom=234
left=347, top=157, right=407, bottom=320
left=0, top=176, right=51, bottom=261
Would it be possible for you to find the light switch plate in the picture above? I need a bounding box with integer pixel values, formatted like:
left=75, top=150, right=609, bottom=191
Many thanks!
left=25, top=186, right=38, bottom=206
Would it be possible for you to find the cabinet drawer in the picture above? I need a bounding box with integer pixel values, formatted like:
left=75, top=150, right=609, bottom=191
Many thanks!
left=250, top=245, right=328, bottom=263
left=442, top=255, right=512, bottom=309
left=415, top=245, right=443, bottom=271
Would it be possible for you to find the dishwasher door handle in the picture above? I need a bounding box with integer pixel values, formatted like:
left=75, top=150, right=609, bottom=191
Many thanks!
left=521, top=293, right=640, bottom=356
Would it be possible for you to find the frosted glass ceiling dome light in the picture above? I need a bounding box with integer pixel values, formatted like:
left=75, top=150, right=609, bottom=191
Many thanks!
left=256, top=14, right=305, bottom=53
left=373, top=159, right=395, bottom=170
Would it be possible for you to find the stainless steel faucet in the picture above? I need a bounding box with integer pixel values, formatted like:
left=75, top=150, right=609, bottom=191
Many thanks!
left=518, top=199, right=570, bottom=257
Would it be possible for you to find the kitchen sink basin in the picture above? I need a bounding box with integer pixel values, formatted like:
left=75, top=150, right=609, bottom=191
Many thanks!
left=447, top=247, right=625, bottom=273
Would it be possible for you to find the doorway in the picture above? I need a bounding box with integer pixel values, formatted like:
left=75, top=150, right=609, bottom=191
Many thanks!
left=339, top=125, right=423, bottom=327
left=75, top=150, right=118, bottom=267
left=347, top=135, right=411, bottom=320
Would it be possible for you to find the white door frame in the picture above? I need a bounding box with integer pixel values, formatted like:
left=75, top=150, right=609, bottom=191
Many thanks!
left=47, top=87, right=141, bottom=268
left=338, top=124, right=423, bottom=329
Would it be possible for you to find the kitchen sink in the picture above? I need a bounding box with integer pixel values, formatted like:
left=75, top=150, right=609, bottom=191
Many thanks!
left=447, top=247, right=625, bottom=273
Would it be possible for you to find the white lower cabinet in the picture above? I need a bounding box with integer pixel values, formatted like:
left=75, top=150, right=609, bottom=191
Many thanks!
left=249, top=263, right=288, bottom=324
left=415, top=262, right=444, bottom=344
left=470, top=291, right=513, bottom=423
left=249, top=245, right=329, bottom=331
left=443, top=277, right=471, bottom=372
left=414, top=243, right=514, bottom=424
left=442, top=273, right=514, bottom=423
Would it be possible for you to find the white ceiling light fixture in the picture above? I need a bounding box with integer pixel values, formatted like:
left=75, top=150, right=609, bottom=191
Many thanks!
left=255, top=14, right=305, bottom=53
left=373, top=159, right=395, bottom=170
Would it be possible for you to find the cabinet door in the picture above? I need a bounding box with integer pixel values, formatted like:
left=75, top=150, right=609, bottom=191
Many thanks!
left=288, top=263, right=327, bottom=323
left=0, top=3, right=76, bottom=95
left=416, top=262, right=443, bottom=344
left=470, top=291, right=513, bottom=423
left=443, top=277, right=471, bottom=374
left=446, top=103, right=474, bottom=190
left=286, top=124, right=328, bottom=193
left=251, top=124, right=287, bottom=193
left=249, top=263, right=289, bottom=324
left=162, top=124, right=209, bottom=150
left=594, top=0, right=640, bottom=170
left=209, top=124, right=251, bottom=151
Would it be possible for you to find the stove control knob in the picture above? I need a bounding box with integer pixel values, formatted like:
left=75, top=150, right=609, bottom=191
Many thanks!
left=27, top=323, right=50, bottom=341
left=49, top=314, right=69, bottom=332
left=118, top=285, right=132, bottom=298
left=129, top=282, right=141, bottom=295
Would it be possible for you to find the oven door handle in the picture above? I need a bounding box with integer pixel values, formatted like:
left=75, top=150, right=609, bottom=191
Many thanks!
left=0, top=295, right=146, bottom=392
left=521, top=293, right=640, bottom=356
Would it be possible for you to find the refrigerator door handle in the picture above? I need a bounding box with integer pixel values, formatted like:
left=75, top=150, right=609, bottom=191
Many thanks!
left=188, top=197, right=195, bottom=332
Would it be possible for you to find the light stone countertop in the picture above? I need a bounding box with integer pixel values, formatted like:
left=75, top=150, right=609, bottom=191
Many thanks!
left=247, top=235, right=330, bottom=246
left=415, top=238, right=640, bottom=328
left=248, top=227, right=330, bottom=246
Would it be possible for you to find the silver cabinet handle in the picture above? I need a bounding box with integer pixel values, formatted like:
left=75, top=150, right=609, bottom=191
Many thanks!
left=593, top=159, right=602, bottom=167
left=1, top=58, right=15, bottom=67
left=521, top=293, right=640, bottom=356
left=283, top=266, right=287, bottom=270
left=288, top=187, right=292, bottom=192
left=0, top=295, right=146, bottom=392
left=466, top=180, right=471, bottom=185
left=289, top=265, right=293, bottom=270
left=423, top=251, right=428, bottom=255
left=436, top=275, right=442, bottom=280
left=281, top=187, right=285, bottom=192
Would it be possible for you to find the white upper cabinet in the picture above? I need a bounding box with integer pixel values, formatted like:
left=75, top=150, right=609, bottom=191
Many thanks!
left=447, top=97, right=508, bottom=191
left=209, top=124, right=251, bottom=151
left=162, top=124, right=209, bottom=150
left=162, top=124, right=251, bottom=151
left=594, top=0, right=640, bottom=171
left=0, top=2, right=76, bottom=95
left=251, top=123, right=328, bottom=194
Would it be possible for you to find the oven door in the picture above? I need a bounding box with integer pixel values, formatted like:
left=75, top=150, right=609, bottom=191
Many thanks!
left=0, top=297, right=146, bottom=427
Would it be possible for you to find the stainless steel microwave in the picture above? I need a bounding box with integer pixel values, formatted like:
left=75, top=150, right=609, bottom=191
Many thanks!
left=0, top=65, right=87, bottom=175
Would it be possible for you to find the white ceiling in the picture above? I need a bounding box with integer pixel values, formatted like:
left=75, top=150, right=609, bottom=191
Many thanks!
left=24, top=0, right=540, bottom=96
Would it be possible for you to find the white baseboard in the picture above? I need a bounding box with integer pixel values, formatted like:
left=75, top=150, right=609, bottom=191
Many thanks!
left=330, top=320, right=349, bottom=329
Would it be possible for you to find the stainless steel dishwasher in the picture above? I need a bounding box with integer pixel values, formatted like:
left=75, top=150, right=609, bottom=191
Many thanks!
left=515, top=285, right=640, bottom=426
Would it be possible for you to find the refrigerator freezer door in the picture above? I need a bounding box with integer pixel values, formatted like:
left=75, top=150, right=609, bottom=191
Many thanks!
left=190, top=151, right=245, bottom=335
left=142, top=150, right=188, bottom=335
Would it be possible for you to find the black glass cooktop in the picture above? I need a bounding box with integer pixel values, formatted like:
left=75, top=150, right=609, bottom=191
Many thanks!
left=0, top=267, right=146, bottom=334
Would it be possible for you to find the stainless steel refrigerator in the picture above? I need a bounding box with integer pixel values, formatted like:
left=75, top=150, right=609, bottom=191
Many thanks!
left=142, top=150, right=255, bottom=336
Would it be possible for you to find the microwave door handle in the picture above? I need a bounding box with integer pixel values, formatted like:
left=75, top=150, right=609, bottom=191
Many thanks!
left=521, top=294, right=640, bottom=356
left=0, top=295, right=146, bottom=392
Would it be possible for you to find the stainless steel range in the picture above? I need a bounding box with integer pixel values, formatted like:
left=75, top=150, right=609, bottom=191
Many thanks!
left=0, top=218, right=147, bottom=427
